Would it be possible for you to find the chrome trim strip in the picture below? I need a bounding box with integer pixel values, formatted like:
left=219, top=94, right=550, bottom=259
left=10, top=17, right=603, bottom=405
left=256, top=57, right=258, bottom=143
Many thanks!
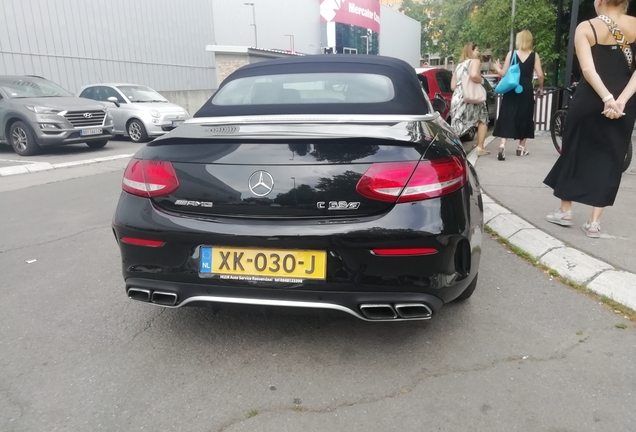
left=143, top=295, right=432, bottom=322
left=184, top=113, right=439, bottom=126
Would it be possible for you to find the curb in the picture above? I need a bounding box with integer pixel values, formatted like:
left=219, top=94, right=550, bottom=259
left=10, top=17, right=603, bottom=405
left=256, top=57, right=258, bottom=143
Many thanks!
left=468, top=137, right=636, bottom=312
left=0, top=154, right=134, bottom=177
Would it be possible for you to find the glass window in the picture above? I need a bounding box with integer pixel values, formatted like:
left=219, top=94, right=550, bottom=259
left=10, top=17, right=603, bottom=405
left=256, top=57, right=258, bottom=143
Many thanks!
left=436, top=71, right=452, bottom=93
left=212, top=73, right=395, bottom=106
left=79, top=87, right=94, bottom=99
left=116, top=85, right=167, bottom=103
left=91, top=86, right=125, bottom=103
left=0, top=78, right=73, bottom=98
left=418, top=75, right=430, bottom=94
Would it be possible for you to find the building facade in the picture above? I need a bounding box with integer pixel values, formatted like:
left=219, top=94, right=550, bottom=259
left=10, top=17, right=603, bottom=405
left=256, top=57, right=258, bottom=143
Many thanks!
left=1, top=0, right=420, bottom=113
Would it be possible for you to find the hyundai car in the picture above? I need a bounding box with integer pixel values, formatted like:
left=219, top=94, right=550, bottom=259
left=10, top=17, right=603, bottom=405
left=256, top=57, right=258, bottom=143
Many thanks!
left=112, top=56, right=483, bottom=322
left=0, top=76, right=115, bottom=156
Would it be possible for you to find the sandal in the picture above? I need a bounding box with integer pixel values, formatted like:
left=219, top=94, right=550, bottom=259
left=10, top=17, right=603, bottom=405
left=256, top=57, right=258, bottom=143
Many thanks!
left=497, top=146, right=505, bottom=161
left=546, top=208, right=573, bottom=227
left=516, top=145, right=529, bottom=156
left=582, top=222, right=601, bottom=238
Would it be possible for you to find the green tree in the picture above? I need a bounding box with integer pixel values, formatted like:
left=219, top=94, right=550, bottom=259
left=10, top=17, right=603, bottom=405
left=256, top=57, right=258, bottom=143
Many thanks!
left=399, top=0, right=440, bottom=57
left=429, top=0, right=560, bottom=81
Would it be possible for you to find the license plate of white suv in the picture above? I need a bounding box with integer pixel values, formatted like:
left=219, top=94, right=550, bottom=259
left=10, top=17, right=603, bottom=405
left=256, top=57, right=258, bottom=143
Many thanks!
left=80, top=128, right=102, bottom=136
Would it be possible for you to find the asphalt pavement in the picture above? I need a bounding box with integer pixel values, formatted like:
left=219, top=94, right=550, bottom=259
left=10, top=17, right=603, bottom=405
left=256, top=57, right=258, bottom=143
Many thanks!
left=1, top=165, right=635, bottom=431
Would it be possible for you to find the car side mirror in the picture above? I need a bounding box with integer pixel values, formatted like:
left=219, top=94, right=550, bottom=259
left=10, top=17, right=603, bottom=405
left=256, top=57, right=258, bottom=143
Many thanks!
left=107, top=97, right=120, bottom=107
left=432, top=94, right=446, bottom=114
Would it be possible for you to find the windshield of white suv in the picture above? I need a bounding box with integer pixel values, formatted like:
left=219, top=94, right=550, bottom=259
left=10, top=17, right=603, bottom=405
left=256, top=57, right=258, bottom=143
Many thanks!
left=117, top=85, right=168, bottom=103
left=0, top=78, right=74, bottom=98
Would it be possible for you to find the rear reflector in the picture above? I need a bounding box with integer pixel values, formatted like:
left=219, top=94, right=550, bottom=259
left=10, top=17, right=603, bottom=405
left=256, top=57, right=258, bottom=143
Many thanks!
left=122, top=159, right=179, bottom=198
left=372, top=248, right=438, bottom=256
left=120, top=237, right=166, bottom=247
left=356, top=157, right=466, bottom=203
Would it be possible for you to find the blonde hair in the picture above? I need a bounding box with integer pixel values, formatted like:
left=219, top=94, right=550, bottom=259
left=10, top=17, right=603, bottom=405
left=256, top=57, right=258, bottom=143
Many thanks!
left=605, top=0, right=630, bottom=13
left=459, top=43, right=478, bottom=62
left=516, top=30, right=533, bottom=51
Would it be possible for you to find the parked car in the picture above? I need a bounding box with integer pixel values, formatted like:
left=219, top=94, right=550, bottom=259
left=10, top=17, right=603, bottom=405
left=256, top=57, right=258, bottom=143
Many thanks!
left=415, top=67, right=496, bottom=141
left=112, top=55, right=483, bottom=322
left=0, top=76, right=115, bottom=156
left=415, top=67, right=453, bottom=122
left=483, top=73, right=500, bottom=90
left=78, top=84, right=190, bottom=143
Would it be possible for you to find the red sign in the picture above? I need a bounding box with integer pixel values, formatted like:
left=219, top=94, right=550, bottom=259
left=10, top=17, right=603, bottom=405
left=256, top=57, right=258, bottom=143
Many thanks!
left=320, top=0, right=381, bottom=34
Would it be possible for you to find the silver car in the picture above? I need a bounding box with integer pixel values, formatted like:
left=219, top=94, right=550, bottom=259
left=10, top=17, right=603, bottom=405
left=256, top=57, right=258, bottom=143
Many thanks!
left=0, top=76, right=115, bottom=156
left=78, top=84, right=190, bottom=143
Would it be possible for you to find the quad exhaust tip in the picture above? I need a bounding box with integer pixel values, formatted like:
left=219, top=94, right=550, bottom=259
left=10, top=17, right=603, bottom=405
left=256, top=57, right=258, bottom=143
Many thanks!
left=394, top=303, right=433, bottom=319
left=359, top=304, right=398, bottom=320
left=127, top=288, right=151, bottom=302
left=127, top=288, right=178, bottom=306
left=151, top=291, right=178, bottom=306
left=360, top=303, right=433, bottom=320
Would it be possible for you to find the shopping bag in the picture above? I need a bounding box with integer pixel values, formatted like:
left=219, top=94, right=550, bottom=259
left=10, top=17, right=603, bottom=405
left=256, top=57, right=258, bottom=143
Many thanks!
left=495, top=53, right=523, bottom=95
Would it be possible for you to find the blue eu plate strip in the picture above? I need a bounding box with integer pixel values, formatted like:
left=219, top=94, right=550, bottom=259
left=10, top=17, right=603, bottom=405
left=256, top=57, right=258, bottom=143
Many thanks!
left=200, top=247, right=213, bottom=273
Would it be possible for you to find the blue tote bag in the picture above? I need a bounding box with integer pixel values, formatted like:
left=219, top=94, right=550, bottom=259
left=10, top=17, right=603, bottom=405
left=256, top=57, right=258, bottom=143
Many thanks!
left=495, top=53, right=523, bottom=95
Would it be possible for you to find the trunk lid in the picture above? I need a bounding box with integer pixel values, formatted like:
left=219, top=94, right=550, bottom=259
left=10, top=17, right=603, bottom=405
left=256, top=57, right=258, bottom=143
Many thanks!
left=141, top=122, right=439, bottom=219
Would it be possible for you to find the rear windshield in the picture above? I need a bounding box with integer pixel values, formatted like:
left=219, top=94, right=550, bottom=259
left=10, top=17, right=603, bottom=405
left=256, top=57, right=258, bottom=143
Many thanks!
left=212, top=73, right=395, bottom=106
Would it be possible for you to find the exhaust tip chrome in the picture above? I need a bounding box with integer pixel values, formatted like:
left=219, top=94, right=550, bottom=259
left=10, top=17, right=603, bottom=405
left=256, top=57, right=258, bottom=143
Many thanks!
left=394, top=303, right=433, bottom=319
left=127, top=288, right=151, bottom=302
left=151, top=291, right=178, bottom=306
left=359, top=304, right=398, bottom=320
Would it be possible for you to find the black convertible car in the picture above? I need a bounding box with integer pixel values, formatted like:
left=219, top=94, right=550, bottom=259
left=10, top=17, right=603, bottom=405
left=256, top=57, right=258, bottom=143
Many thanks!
left=112, top=55, right=483, bottom=321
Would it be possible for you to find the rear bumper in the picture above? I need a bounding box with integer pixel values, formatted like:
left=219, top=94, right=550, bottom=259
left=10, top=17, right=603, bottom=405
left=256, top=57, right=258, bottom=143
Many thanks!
left=124, top=278, right=447, bottom=321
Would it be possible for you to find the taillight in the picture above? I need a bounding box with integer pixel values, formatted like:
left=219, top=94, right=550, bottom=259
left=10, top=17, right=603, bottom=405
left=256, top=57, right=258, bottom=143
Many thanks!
left=356, top=157, right=466, bottom=202
left=122, top=159, right=179, bottom=198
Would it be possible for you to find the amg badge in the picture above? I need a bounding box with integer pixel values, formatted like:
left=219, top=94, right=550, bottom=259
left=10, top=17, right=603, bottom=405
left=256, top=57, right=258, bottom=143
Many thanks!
left=317, top=201, right=361, bottom=210
left=175, top=200, right=213, bottom=208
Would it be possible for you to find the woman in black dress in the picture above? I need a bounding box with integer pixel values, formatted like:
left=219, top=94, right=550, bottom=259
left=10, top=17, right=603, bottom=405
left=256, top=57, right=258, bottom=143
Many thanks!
left=544, top=0, right=636, bottom=238
left=493, top=30, right=545, bottom=160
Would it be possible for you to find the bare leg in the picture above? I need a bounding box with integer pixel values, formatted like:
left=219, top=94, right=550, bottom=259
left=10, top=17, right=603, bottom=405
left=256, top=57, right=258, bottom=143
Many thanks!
left=589, top=207, right=604, bottom=224
left=560, top=200, right=572, bottom=215
left=477, top=121, right=488, bottom=149
left=499, top=138, right=507, bottom=149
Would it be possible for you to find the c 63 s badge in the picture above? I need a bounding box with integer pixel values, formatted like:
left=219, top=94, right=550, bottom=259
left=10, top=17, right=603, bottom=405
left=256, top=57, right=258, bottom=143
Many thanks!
left=317, top=201, right=361, bottom=210
left=175, top=200, right=214, bottom=208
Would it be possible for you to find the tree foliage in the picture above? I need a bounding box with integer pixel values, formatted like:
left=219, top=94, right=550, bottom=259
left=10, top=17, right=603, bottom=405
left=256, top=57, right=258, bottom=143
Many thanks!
left=403, top=0, right=564, bottom=82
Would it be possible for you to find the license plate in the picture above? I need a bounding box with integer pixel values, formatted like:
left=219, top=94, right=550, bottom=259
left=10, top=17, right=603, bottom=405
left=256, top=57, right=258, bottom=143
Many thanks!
left=80, top=128, right=102, bottom=136
left=199, top=246, right=326, bottom=282
left=171, top=121, right=184, bottom=127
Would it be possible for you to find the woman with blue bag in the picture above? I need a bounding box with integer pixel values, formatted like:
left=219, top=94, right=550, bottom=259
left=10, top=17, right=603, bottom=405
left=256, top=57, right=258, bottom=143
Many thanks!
left=492, top=30, right=545, bottom=160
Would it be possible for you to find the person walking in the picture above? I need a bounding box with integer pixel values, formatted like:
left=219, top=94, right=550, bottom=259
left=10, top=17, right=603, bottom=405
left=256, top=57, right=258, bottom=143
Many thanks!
left=492, top=30, right=545, bottom=160
left=450, top=43, right=490, bottom=156
left=544, top=0, right=636, bottom=238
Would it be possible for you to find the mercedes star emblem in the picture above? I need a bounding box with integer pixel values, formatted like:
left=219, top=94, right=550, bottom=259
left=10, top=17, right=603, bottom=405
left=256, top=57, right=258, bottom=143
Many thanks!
left=248, top=171, right=274, bottom=197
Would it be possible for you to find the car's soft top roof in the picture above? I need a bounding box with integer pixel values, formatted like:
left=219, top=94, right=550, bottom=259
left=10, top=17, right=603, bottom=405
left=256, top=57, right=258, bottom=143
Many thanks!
left=194, top=55, right=429, bottom=118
